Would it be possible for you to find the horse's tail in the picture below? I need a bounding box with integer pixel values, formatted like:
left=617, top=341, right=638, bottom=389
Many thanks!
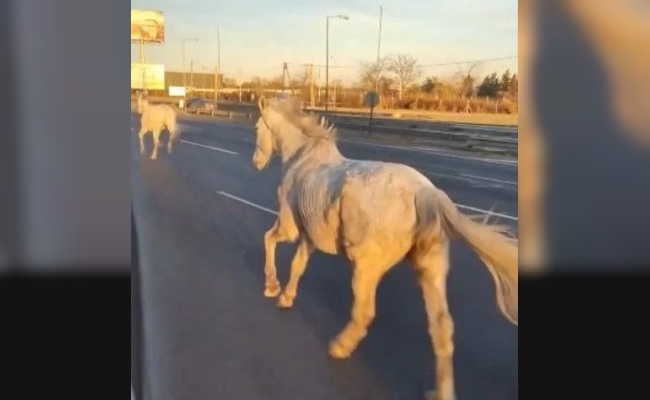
left=166, top=106, right=180, bottom=141
left=416, top=186, right=518, bottom=325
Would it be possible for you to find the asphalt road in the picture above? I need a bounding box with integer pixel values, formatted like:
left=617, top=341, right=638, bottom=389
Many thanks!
left=131, top=114, right=518, bottom=400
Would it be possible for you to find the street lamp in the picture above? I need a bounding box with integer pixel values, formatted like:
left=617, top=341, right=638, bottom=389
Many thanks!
left=325, top=14, right=349, bottom=113
left=182, top=37, right=199, bottom=94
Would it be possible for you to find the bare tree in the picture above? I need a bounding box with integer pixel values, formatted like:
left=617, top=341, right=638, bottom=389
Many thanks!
left=457, top=61, right=481, bottom=98
left=357, top=56, right=390, bottom=92
left=386, top=53, right=423, bottom=99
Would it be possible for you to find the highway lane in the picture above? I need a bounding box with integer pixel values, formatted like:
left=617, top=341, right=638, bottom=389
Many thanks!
left=173, top=116, right=518, bottom=222
left=131, top=115, right=518, bottom=400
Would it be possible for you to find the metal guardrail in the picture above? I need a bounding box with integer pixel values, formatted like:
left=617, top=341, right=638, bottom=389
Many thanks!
left=203, top=109, right=518, bottom=156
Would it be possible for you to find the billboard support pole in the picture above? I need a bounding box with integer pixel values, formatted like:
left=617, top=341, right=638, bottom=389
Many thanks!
left=140, top=39, right=146, bottom=93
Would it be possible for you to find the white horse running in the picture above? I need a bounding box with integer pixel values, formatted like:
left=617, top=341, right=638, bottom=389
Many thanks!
left=136, top=92, right=179, bottom=160
left=252, top=96, right=518, bottom=400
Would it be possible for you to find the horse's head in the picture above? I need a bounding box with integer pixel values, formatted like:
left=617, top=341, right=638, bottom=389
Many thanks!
left=253, top=96, right=335, bottom=171
left=252, top=96, right=301, bottom=170
left=136, top=91, right=147, bottom=114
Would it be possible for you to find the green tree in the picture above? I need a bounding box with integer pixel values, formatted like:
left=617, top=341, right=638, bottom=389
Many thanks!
left=421, top=76, right=441, bottom=93
left=500, top=69, right=512, bottom=92
left=508, top=73, right=518, bottom=96
left=477, top=72, right=501, bottom=97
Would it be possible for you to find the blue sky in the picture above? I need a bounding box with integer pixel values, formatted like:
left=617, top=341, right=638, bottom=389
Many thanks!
left=131, top=0, right=517, bottom=85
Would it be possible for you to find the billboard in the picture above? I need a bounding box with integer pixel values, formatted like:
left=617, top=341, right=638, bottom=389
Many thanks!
left=168, top=86, right=186, bottom=97
left=131, top=64, right=165, bottom=90
left=131, top=10, right=164, bottom=44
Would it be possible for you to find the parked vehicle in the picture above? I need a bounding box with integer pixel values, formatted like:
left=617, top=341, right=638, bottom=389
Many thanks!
left=185, top=98, right=215, bottom=115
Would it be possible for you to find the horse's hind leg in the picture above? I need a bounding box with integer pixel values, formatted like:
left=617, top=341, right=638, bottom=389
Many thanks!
left=329, top=257, right=388, bottom=359
left=150, top=129, right=161, bottom=160
left=412, top=240, right=456, bottom=400
left=167, top=132, right=175, bottom=154
left=277, top=237, right=314, bottom=308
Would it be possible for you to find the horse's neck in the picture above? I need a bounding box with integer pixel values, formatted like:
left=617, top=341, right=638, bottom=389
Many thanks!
left=280, top=137, right=342, bottom=177
left=139, top=101, right=149, bottom=114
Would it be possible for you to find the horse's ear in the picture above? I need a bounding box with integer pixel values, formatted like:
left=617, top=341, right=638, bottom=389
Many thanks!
left=258, top=96, right=267, bottom=111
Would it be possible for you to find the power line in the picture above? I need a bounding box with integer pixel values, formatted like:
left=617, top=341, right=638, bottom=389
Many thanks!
left=286, top=55, right=518, bottom=70
left=420, top=55, right=518, bottom=68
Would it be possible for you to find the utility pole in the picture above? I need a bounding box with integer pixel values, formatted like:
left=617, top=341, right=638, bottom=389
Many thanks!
left=376, top=5, right=383, bottom=94
left=309, top=64, right=315, bottom=107
left=325, top=14, right=349, bottom=113
left=190, top=60, right=194, bottom=95
left=377, top=6, right=383, bottom=63
left=238, top=68, right=243, bottom=102
left=140, top=39, right=146, bottom=93
left=282, top=62, right=290, bottom=94
left=215, top=26, right=221, bottom=102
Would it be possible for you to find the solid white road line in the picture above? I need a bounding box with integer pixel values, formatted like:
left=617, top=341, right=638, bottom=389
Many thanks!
left=216, top=191, right=278, bottom=215
left=461, top=173, right=518, bottom=186
left=216, top=191, right=517, bottom=221
left=180, top=140, right=239, bottom=155
left=455, top=204, right=518, bottom=221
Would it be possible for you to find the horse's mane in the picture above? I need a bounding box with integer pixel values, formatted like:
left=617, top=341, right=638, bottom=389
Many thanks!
left=269, top=97, right=338, bottom=142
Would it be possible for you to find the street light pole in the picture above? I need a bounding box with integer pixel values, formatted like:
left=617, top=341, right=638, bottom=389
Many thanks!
left=324, top=14, right=349, bottom=114
left=215, top=26, right=221, bottom=102
left=182, top=37, right=199, bottom=99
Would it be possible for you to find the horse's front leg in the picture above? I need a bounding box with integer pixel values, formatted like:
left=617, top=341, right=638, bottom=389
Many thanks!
left=262, top=221, right=284, bottom=297
left=137, top=129, right=146, bottom=155
left=150, top=129, right=161, bottom=160
left=277, top=237, right=314, bottom=308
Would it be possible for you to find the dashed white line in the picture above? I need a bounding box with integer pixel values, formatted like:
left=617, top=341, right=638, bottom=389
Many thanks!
left=455, top=204, right=518, bottom=221
left=180, top=140, right=239, bottom=155
left=216, top=191, right=517, bottom=222
left=461, top=174, right=518, bottom=186
left=216, top=191, right=278, bottom=215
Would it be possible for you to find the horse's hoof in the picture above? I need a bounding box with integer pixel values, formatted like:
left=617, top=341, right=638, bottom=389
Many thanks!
left=424, top=390, right=456, bottom=400
left=328, top=340, right=353, bottom=359
left=150, top=155, right=157, bottom=160
left=264, top=285, right=281, bottom=298
left=276, top=293, right=294, bottom=309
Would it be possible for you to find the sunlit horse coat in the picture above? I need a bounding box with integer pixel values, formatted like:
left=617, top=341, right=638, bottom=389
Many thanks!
left=252, top=97, right=518, bottom=400
left=136, top=93, right=179, bottom=160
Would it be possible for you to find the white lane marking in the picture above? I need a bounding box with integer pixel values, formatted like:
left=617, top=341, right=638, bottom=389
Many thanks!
left=408, top=167, right=516, bottom=191
left=461, top=173, right=518, bottom=186
left=217, top=191, right=517, bottom=222
left=338, top=138, right=517, bottom=166
left=180, top=140, right=239, bottom=155
left=216, top=191, right=278, bottom=215
left=455, top=204, right=518, bottom=221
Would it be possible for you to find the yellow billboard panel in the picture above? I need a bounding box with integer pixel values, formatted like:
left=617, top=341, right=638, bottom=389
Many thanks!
left=131, top=10, right=164, bottom=44
left=131, top=64, right=165, bottom=90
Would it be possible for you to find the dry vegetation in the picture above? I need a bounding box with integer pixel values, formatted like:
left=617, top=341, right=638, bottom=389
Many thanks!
left=137, top=53, right=519, bottom=126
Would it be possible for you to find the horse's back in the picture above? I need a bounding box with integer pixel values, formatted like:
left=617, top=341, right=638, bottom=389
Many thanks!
left=142, top=103, right=177, bottom=132
left=337, top=160, right=432, bottom=262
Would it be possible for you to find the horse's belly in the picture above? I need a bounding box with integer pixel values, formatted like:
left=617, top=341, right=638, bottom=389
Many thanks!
left=306, top=225, right=340, bottom=255
left=301, top=212, right=341, bottom=255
